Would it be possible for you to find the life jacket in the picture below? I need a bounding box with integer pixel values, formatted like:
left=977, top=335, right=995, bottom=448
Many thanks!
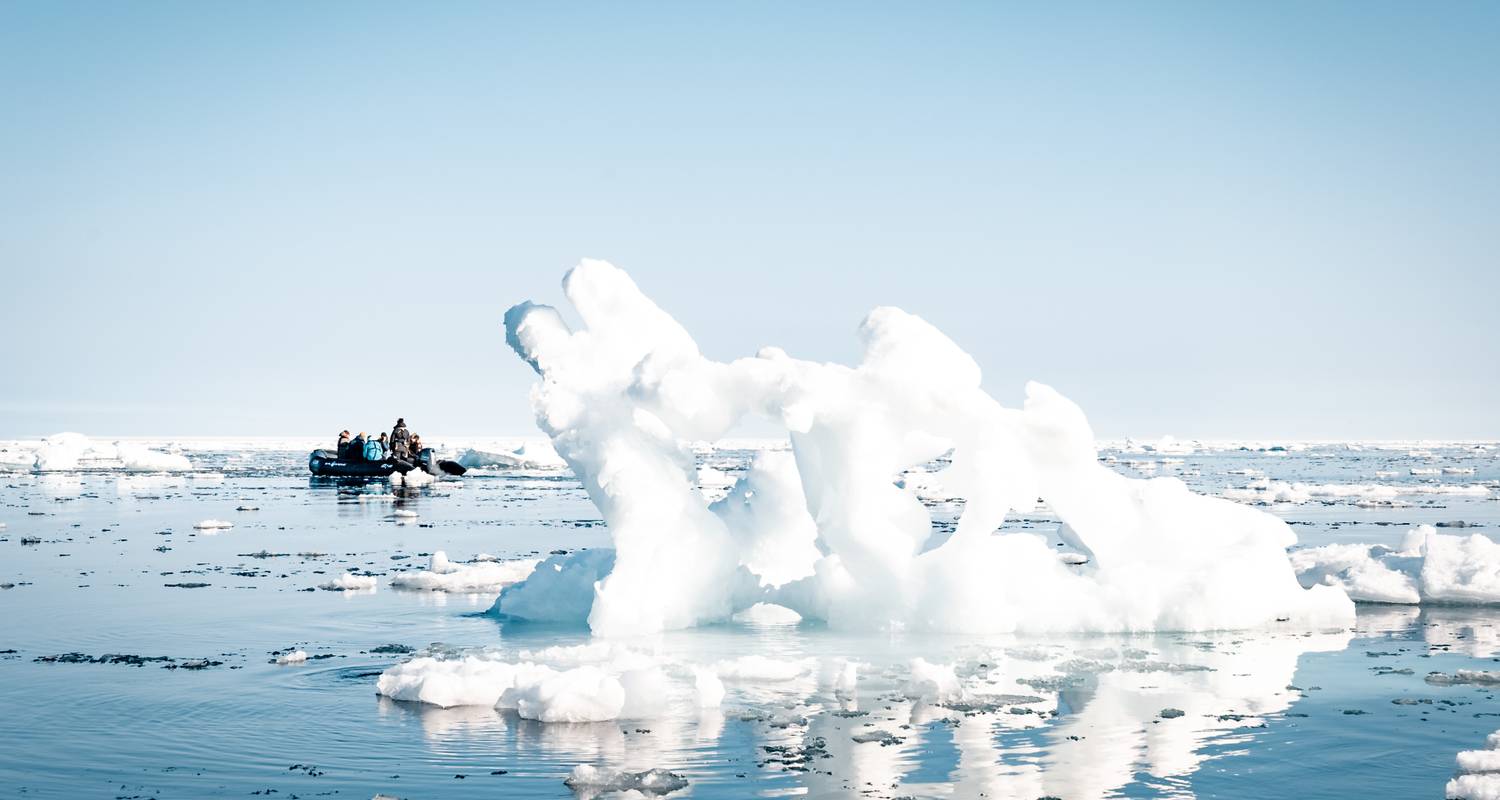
left=363, top=440, right=384, bottom=461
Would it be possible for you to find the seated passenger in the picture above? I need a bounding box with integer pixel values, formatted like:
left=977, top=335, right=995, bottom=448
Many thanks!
left=363, top=433, right=386, bottom=462
left=336, top=430, right=351, bottom=457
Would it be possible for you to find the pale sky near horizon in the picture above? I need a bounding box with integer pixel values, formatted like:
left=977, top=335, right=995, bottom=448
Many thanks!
left=2, top=1, right=1496, bottom=440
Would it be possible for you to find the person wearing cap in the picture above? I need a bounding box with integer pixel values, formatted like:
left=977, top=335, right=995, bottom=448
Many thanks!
left=336, top=430, right=352, bottom=458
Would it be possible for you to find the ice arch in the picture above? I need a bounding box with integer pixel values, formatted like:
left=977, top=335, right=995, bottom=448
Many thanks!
left=494, top=259, right=1353, bottom=636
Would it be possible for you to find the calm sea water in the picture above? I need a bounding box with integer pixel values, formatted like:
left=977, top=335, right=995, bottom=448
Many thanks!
left=1, top=442, right=1496, bottom=799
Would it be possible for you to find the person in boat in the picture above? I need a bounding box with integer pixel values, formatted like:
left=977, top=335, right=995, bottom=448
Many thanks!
left=336, top=430, right=352, bottom=457
left=348, top=431, right=367, bottom=460
left=409, top=434, right=424, bottom=459
left=389, top=418, right=412, bottom=460
left=375, top=433, right=390, bottom=459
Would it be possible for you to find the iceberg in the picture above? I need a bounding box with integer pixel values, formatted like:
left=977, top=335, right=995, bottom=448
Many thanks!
left=498, top=259, right=1353, bottom=636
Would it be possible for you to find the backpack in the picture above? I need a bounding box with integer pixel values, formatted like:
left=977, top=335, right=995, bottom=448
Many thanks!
left=364, top=440, right=384, bottom=461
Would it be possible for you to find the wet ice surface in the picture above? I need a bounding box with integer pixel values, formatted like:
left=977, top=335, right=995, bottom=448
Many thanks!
left=1, top=441, right=1498, bottom=799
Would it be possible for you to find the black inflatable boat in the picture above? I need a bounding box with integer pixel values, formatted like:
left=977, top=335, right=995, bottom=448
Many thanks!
left=308, top=448, right=466, bottom=478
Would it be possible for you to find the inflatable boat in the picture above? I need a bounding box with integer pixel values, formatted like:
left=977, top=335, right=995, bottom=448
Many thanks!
left=307, top=448, right=466, bottom=478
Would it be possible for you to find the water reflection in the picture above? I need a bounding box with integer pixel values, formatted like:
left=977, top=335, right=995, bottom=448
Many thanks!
left=374, top=625, right=1361, bottom=799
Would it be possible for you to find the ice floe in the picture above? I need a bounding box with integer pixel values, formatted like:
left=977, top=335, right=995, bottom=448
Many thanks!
left=13, top=433, right=194, bottom=472
left=193, top=519, right=234, bottom=530
left=1225, top=479, right=1492, bottom=506
left=389, top=551, right=539, bottom=593
left=1293, top=526, right=1500, bottom=605
left=456, top=440, right=566, bottom=470
left=319, top=573, right=377, bottom=591
left=1448, top=728, right=1500, bottom=800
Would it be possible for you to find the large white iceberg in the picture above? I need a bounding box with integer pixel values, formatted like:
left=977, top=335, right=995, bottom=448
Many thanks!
left=495, top=260, right=1353, bottom=636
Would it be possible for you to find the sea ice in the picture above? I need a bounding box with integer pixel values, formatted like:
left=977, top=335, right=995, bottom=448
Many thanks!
left=1448, top=727, right=1500, bottom=800
left=376, top=656, right=537, bottom=708
left=497, top=665, right=626, bottom=722
left=499, top=259, right=1354, bottom=635
left=1293, top=526, right=1500, bottom=605
left=389, top=551, right=539, bottom=593
left=193, top=519, right=234, bottom=530
left=319, top=573, right=377, bottom=591
left=563, top=765, right=688, bottom=796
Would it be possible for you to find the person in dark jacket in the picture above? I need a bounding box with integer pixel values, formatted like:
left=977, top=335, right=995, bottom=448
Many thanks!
left=375, top=433, right=389, bottom=459
left=348, top=432, right=367, bottom=460
left=389, top=418, right=412, bottom=460
left=336, top=430, right=352, bottom=457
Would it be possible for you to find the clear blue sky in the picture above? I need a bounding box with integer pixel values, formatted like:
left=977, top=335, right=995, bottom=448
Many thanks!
left=2, top=1, right=1496, bottom=439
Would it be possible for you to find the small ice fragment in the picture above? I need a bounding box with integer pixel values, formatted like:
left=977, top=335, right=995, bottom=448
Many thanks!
left=319, top=573, right=377, bottom=591
left=1447, top=774, right=1500, bottom=800
left=193, top=519, right=233, bottom=530
left=276, top=650, right=308, bottom=665
left=1457, top=749, right=1500, bottom=773
left=563, top=765, right=687, bottom=795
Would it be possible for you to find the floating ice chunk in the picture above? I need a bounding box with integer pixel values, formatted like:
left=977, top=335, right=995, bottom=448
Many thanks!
left=392, top=509, right=418, bottom=519
left=819, top=658, right=859, bottom=695
left=193, top=519, right=233, bottom=530
left=391, top=469, right=435, bottom=487
left=1447, top=775, right=1500, bottom=800
left=377, top=656, right=545, bottom=708
left=390, top=553, right=538, bottom=593
left=457, top=441, right=566, bottom=470
left=1412, top=467, right=1441, bottom=475
left=904, top=657, right=962, bottom=702
left=429, top=551, right=460, bottom=574
left=114, top=442, right=192, bottom=472
left=1294, top=526, right=1500, bottom=605
left=498, top=665, right=625, bottom=722
left=563, top=765, right=687, bottom=796
left=276, top=650, right=308, bottom=665
left=1458, top=749, right=1500, bottom=773
left=320, top=573, right=377, bottom=591
left=32, top=432, right=95, bottom=471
